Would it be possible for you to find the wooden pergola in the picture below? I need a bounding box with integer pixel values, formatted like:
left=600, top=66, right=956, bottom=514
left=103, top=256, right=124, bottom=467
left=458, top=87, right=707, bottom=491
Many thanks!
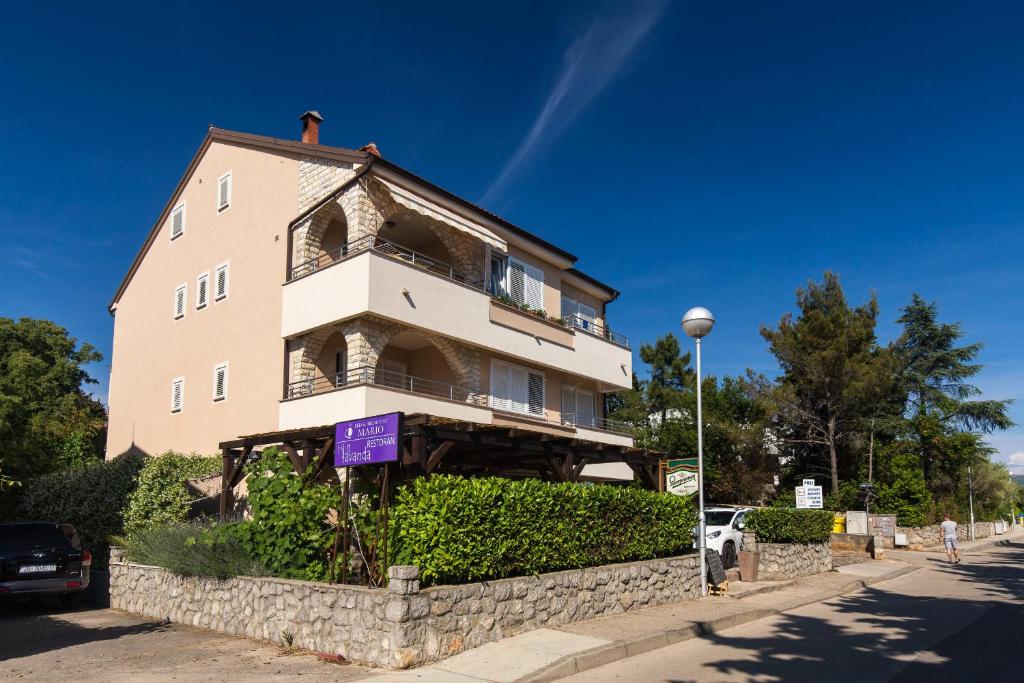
left=218, top=413, right=664, bottom=520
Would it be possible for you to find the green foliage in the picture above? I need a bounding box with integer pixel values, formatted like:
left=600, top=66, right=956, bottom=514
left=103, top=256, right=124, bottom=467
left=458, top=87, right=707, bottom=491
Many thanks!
left=823, top=481, right=862, bottom=514
left=123, top=452, right=220, bottom=533
left=0, top=317, right=107, bottom=482
left=873, top=445, right=933, bottom=526
left=389, top=475, right=697, bottom=586
left=745, top=507, right=835, bottom=543
left=17, top=454, right=145, bottom=568
left=114, top=521, right=266, bottom=580
left=234, top=448, right=337, bottom=581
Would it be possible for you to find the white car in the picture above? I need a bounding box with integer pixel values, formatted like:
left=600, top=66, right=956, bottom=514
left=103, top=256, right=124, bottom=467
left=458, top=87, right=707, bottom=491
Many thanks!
left=693, top=507, right=753, bottom=568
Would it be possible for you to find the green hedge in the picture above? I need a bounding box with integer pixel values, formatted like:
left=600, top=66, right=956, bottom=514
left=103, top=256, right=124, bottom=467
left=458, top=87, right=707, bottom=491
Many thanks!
left=389, top=476, right=697, bottom=586
left=17, top=454, right=145, bottom=568
left=115, top=521, right=266, bottom=580
left=745, top=507, right=834, bottom=543
left=123, top=452, right=220, bottom=534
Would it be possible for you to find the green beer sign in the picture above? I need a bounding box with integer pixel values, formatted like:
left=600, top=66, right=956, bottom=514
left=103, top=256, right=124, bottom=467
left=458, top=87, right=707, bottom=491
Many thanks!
left=666, top=457, right=698, bottom=496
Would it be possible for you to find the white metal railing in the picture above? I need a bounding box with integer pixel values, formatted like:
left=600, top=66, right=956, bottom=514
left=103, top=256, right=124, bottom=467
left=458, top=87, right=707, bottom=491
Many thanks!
left=561, top=412, right=632, bottom=435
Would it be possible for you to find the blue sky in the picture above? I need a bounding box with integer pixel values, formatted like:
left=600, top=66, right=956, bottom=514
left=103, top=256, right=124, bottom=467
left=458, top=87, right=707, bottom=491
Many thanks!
left=1, top=1, right=1021, bottom=469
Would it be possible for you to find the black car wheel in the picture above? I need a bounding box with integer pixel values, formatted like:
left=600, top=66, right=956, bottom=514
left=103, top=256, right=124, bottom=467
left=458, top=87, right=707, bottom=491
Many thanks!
left=722, top=541, right=737, bottom=569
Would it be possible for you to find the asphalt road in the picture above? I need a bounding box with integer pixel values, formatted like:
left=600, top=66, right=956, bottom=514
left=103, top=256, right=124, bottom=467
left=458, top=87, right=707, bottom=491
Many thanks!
left=564, top=541, right=1024, bottom=682
left=0, top=596, right=375, bottom=682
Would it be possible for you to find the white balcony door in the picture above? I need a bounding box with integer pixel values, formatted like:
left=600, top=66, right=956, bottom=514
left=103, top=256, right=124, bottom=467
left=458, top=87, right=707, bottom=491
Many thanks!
left=491, top=360, right=544, bottom=417
left=561, top=295, right=596, bottom=330
left=561, top=385, right=595, bottom=427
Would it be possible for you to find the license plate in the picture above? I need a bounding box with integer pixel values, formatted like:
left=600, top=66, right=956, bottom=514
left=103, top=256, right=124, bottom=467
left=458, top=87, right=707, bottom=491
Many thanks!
left=18, top=564, right=57, bottom=574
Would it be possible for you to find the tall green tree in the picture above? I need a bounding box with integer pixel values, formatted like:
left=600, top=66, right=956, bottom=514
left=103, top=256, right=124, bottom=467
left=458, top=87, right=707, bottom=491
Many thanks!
left=761, top=272, right=899, bottom=494
left=0, top=318, right=106, bottom=483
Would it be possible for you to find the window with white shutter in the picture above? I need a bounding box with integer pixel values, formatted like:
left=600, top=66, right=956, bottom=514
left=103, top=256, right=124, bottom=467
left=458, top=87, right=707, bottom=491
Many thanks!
left=196, top=272, right=209, bottom=309
left=170, top=203, right=185, bottom=240
left=507, top=257, right=544, bottom=311
left=174, top=284, right=187, bottom=319
left=212, top=363, right=228, bottom=401
left=490, top=360, right=544, bottom=417
left=170, top=377, right=184, bottom=413
left=214, top=262, right=229, bottom=301
left=561, top=295, right=595, bottom=330
left=561, top=385, right=595, bottom=426
left=217, top=172, right=232, bottom=211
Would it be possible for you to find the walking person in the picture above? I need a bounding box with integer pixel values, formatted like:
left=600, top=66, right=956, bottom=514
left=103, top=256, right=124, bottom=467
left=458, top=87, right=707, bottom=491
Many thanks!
left=941, top=514, right=960, bottom=563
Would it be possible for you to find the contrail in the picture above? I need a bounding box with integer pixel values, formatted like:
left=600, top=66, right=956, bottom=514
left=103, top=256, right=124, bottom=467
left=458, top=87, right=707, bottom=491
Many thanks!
left=481, top=1, right=669, bottom=206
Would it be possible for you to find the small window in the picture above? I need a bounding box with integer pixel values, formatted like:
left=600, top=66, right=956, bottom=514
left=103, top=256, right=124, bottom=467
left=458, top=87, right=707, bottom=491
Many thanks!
left=196, top=272, right=209, bottom=309
left=174, top=284, right=187, bottom=319
left=214, top=262, right=229, bottom=301
left=170, top=377, right=184, bottom=413
left=170, top=203, right=185, bottom=240
left=507, top=257, right=544, bottom=311
left=217, top=172, right=232, bottom=211
left=212, top=363, right=228, bottom=401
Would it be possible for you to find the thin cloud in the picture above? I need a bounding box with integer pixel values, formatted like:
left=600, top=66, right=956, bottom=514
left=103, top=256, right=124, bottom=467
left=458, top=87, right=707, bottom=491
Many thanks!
left=481, top=1, right=669, bottom=206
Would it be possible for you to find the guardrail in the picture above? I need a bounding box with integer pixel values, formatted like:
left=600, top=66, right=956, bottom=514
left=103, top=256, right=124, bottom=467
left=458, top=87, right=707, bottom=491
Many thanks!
left=561, top=313, right=630, bottom=349
left=285, top=365, right=485, bottom=404
left=561, top=412, right=632, bottom=435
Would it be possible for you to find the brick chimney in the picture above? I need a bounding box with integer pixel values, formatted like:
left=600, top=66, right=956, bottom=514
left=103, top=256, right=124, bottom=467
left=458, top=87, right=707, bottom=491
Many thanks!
left=299, top=111, right=323, bottom=145
left=361, top=142, right=382, bottom=157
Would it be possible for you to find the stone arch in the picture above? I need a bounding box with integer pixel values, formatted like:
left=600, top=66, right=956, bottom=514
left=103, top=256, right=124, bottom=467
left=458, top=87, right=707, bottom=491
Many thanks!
left=294, top=200, right=348, bottom=266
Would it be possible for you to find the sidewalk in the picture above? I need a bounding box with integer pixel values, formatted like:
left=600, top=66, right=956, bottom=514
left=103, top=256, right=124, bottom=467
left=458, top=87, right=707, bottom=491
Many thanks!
left=363, top=558, right=920, bottom=683
left=889, top=526, right=1024, bottom=560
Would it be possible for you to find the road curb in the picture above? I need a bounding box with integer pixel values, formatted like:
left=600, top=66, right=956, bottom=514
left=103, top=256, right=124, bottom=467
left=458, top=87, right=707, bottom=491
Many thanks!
left=519, top=566, right=919, bottom=683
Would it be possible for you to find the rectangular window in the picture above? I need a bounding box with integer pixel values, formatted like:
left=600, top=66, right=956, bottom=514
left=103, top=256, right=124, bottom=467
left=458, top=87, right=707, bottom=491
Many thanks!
left=214, top=262, right=229, bottom=301
left=217, top=172, right=232, bottom=211
left=170, top=203, right=185, bottom=240
left=489, top=253, right=507, bottom=296
left=561, top=384, right=595, bottom=427
left=490, top=360, right=544, bottom=417
left=212, top=363, right=228, bottom=401
left=561, top=295, right=596, bottom=330
left=196, top=272, right=209, bottom=309
left=507, top=257, right=544, bottom=311
left=174, top=284, right=187, bottom=319
left=170, top=377, right=184, bottom=413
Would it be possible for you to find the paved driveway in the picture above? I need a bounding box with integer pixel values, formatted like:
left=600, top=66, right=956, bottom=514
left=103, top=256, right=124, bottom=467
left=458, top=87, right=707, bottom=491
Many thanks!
left=0, top=598, right=375, bottom=682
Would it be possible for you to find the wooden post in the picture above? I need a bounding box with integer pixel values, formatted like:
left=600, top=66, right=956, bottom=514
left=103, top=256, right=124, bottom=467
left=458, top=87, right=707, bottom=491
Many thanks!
left=380, top=462, right=391, bottom=585
left=220, top=448, right=234, bottom=521
left=339, top=467, right=352, bottom=584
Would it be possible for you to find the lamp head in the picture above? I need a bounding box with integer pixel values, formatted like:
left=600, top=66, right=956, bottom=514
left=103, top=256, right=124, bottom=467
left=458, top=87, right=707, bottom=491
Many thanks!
left=681, top=307, right=715, bottom=339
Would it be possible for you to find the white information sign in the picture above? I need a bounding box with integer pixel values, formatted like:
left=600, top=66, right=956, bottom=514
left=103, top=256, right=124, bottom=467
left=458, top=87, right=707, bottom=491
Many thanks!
left=795, top=485, right=824, bottom=509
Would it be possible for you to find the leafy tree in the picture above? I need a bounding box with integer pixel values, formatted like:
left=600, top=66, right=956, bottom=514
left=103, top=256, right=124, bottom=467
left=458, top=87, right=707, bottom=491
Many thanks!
left=0, top=318, right=106, bottom=483
left=873, top=444, right=933, bottom=526
left=761, top=272, right=899, bottom=494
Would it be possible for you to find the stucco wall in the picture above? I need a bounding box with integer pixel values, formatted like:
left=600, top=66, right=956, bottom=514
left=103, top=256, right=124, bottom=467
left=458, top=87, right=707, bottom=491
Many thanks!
left=107, top=140, right=304, bottom=458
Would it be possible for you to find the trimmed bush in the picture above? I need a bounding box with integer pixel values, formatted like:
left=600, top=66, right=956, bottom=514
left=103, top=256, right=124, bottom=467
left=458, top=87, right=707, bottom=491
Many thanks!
left=389, top=476, right=697, bottom=586
left=745, top=507, right=834, bottom=543
left=17, top=453, right=145, bottom=568
left=114, top=521, right=266, bottom=580
left=123, top=452, right=220, bottom=533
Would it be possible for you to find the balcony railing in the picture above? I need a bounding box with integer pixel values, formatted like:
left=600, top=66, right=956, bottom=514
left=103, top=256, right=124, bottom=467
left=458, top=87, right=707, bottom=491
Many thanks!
left=561, top=412, right=632, bottom=435
left=561, top=313, right=629, bottom=348
left=285, top=365, right=486, bottom=405
left=289, top=234, right=484, bottom=288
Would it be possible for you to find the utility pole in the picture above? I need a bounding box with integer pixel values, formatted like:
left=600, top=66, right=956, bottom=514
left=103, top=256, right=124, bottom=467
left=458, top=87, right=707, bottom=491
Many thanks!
left=968, top=465, right=976, bottom=541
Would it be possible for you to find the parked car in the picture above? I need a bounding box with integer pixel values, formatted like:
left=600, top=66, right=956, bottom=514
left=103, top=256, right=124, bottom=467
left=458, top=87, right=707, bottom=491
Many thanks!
left=0, top=522, right=91, bottom=606
left=693, top=506, right=753, bottom=569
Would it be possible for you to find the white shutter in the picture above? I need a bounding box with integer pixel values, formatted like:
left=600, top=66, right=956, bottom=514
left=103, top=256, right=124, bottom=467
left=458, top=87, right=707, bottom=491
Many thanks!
left=171, top=204, right=185, bottom=239
left=525, top=264, right=544, bottom=311
left=215, top=263, right=229, bottom=300
left=561, top=384, right=576, bottom=423
left=508, top=259, right=526, bottom=305
left=171, top=378, right=184, bottom=412
left=527, top=371, right=544, bottom=416
left=508, top=365, right=528, bottom=413
left=174, top=285, right=186, bottom=319
left=577, top=302, right=596, bottom=330
left=490, top=361, right=512, bottom=411
left=561, top=295, right=577, bottom=322
left=196, top=273, right=209, bottom=308
left=576, top=389, right=595, bottom=427
left=213, top=364, right=228, bottom=401
left=218, top=172, right=231, bottom=209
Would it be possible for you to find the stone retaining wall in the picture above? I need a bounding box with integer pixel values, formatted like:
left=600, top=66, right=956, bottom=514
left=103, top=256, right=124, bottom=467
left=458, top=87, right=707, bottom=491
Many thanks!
left=110, top=549, right=700, bottom=669
left=752, top=541, right=832, bottom=581
left=896, top=521, right=998, bottom=550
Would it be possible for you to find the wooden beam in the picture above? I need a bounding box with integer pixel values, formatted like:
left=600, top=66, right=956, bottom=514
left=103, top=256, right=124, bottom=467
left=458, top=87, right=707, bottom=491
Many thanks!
left=425, top=440, right=454, bottom=473
left=281, top=443, right=303, bottom=473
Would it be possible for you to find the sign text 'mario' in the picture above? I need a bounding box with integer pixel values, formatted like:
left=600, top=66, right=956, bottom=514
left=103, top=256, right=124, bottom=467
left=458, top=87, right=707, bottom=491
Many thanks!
left=334, top=412, right=402, bottom=467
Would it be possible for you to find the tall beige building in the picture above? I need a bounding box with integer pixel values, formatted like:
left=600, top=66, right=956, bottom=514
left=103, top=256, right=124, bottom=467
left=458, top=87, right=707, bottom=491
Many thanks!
left=106, top=113, right=633, bottom=472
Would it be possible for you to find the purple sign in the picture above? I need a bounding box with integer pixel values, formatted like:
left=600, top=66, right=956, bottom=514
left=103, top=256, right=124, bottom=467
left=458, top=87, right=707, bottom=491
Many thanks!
left=334, top=412, right=403, bottom=467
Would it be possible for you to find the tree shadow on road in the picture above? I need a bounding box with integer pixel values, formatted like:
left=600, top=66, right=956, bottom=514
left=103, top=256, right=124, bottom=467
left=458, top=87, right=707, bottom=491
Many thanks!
left=0, top=598, right=170, bottom=662
left=664, top=542, right=1024, bottom=683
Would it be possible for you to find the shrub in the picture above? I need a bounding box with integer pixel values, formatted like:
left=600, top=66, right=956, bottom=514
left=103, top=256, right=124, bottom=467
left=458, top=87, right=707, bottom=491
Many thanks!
left=875, top=451, right=933, bottom=527
left=115, top=521, right=265, bottom=580
left=17, top=453, right=145, bottom=568
left=389, top=476, right=697, bottom=586
left=233, top=448, right=337, bottom=581
left=123, top=452, right=220, bottom=533
left=745, top=507, right=834, bottom=543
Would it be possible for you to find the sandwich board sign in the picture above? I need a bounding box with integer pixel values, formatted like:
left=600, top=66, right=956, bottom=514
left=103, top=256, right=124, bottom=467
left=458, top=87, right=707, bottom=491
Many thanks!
left=334, top=412, right=403, bottom=467
left=796, top=480, right=824, bottom=509
left=666, top=458, right=699, bottom=496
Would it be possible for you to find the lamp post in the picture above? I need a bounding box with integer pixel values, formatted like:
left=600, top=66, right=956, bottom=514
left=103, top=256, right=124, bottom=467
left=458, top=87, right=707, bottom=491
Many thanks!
left=682, top=306, right=715, bottom=597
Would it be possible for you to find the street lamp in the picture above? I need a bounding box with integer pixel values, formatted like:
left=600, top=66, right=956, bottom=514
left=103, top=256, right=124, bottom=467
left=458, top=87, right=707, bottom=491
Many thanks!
left=682, top=306, right=715, bottom=597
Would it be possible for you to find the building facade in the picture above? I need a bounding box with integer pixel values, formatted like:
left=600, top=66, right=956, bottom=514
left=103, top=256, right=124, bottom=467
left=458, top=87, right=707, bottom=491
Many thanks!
left=106, top=113, right=633, bottom=475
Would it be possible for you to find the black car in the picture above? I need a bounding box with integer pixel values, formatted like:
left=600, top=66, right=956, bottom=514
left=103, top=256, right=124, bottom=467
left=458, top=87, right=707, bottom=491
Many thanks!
left=0, top=522, right=91, bottom=606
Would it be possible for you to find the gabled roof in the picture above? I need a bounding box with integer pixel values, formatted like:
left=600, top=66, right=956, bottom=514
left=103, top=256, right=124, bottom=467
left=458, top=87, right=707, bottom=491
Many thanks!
left=109, top=127, right=616, bottom=312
